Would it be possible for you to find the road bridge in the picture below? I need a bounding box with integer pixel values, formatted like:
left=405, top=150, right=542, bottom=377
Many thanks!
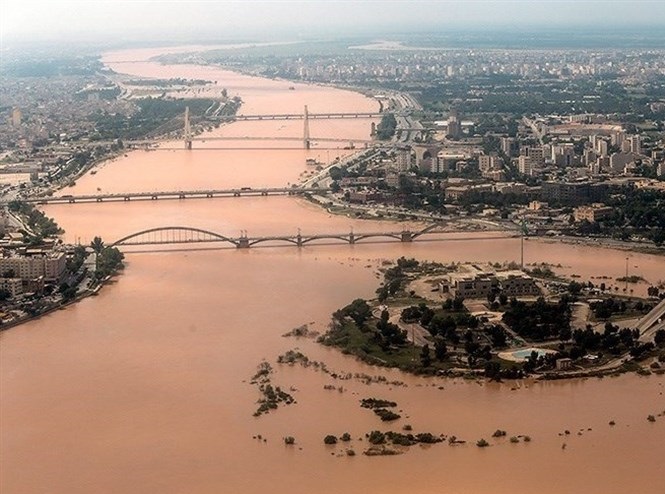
left=184, top=105, right=376, bottom=150
left=637, top=298, right=665, bottom=342
left=214, top=112, right=386, bottom=121
left=15, top=187, right=329, bottom=205
left=189, top=136, right=374, bottom=144
left=109, top=225, right=518, bottom=249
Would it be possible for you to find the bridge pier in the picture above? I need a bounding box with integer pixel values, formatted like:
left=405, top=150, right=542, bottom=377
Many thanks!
left=401, top=231, right=413, bottom=242
left=237, top=237, right=250, bottom=249
left=349, top=232, right=356, bottom=244
left=296, top=234, right=303, bottom=247
left=96, top=198, right=102, bottom=202
left=124, top=196, right=130, bottom=201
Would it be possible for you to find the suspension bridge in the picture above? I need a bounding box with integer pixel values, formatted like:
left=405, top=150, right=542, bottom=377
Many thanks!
left=213, top=112, right=385, bottom=121
left=184, top=105, right=377, bottom=150
left=109, top=224, right=518, bottom=249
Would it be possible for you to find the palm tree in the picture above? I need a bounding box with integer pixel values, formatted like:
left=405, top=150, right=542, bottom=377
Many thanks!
left=90, top=236, right=105, bottom=254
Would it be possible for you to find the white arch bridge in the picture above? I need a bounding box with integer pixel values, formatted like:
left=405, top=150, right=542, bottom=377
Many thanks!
left=110, top=225, right=518, bottom=249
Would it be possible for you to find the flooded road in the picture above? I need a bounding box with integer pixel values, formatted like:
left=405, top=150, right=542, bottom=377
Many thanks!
left=2, top=46, right=664, bottom=494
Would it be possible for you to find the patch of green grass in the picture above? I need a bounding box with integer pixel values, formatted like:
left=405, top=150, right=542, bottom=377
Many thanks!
left=320, top=320, right=451, bottom=374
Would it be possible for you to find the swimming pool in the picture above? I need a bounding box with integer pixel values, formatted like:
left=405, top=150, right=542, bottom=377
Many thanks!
left=500, top=348, right=557, bottom=362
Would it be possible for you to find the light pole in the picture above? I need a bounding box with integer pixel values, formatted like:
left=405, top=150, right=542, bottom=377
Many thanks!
left=520, top=218, right=528, bottom=270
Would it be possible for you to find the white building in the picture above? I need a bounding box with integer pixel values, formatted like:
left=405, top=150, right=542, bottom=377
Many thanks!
left=0, top=278, right=23, bottom=298
left=0, top=252, right=67, bottom=282
left=395, top=147, right=412, bottom=171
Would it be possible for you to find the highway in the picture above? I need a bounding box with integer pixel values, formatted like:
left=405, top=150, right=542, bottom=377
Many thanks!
left=637, top=298, right=665, bottom=342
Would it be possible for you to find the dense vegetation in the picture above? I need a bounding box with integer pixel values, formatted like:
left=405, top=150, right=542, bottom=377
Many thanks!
left=590, top=298, right=653, bottom=319
left=417, top=76, right=665, bottom=121
left=0, top=56, right=103, bottom=77
left=502, top=297, right=572, bottom=341
left=89, top=237, right=124, bottom=279
left=375, top=113, right=397, bottom=140
left=568, top=323, right=653, bottom=360
left=575, top=189, right=665, bottom=245
left=7, top=201, right=63, bottom=238
left=93, top=97, right=217, bottom=140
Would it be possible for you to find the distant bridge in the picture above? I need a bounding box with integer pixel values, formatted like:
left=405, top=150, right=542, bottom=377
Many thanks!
left=184, top=105, right=376, bottom=150
left=188, top=136, right=374, bottom=144
left=110, top=224, right=518, bottom=249
left=18, top=187, right=328, bottom=205
left=214, top=112, right=385, bottom=121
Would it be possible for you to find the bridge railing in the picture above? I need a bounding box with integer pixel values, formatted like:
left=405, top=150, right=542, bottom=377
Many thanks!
left=110, top=225, right=516, bottom=249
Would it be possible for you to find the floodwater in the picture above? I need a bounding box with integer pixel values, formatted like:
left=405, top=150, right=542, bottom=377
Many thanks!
left=2, top=46, right=664, bottom=494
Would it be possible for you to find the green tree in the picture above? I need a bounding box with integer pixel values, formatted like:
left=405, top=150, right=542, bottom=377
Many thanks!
left=329, top=166, right=343, bottom=181
left=90, top=236, right=105, bottom=254
left=568, top=281, right=583, bottom=296
left=484, top=361, right=502, bottom=380
left=0, top=288, right=11, bottom=301
left=434, top=338, right=447, bottom=361
left=655, top=329, right=665, bottom=348
left=337, top=299, right=372, bottom=327
left=420, top=344, right=432, bottom=367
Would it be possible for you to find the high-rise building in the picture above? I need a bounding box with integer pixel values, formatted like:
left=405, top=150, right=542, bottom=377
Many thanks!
left=629, top=135, right=642, bottom=155
left=611, top=131, right=626, bottom=147
left=584, top=149, right=597, bottom=166
left=479, top=154, right=500, bottom=172
left=518, top=156, right=535, bottom=176
left=521, top=146, right=545, bottom=164
left=395, top=147, right=412, bottom=171
left=500, top=137, right=515, bottom=156
left=588, top=160, right=602, bottom=175
left=552, top=144, right=575, bottom=167
left=596, top=139, right=609, bottom=157
left=10, top=107, right=21, bottom=127
left=447, top=110, right=462, bottom=140
left=590, top=135, right=599, bottom=150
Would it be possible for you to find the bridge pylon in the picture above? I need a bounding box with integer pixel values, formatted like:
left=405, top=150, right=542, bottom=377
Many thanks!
left=303, top=105, right=311, bottom=150
left=400, top=230, right=413, bottom=242
left=184, top=106, right=192, bottom=150
left=237, top=230, right=250, bottom=249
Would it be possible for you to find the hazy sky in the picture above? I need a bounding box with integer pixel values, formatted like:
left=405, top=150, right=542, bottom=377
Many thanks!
left=2, top=0, right=665, bottom=44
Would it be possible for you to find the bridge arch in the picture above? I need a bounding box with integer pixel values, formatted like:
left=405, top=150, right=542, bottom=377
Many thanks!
left=411, top=223, right=446, bottom=239
left=300, top=235, right=351, bottom=245
left=111, top=226, right=240, bottom=247
left=353, top=233, right=402, bottom=242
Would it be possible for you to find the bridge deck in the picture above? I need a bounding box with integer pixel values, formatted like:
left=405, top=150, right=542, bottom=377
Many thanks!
left=12, top=188, right=328, bottom=205
left=213, top=112, right=386, bottom=121
left=189, top=136, right=374, bottom=143
left=637, top=298, right=665, bottom=341
left=110, top=226, right=518, bottom=249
